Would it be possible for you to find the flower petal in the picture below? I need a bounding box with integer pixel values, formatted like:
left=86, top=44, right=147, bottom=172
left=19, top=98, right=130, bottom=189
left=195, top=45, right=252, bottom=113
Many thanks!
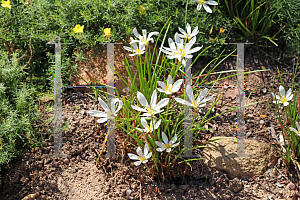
left=290, top=127, right=298, bottom=134
left=171, top=142, right=180, bottom=148
left=127, top=153, right=140, bottom=160
left=167, top=75, right=173, bottom=86
left=137, top=92, right=149, bottom=107
left=162, top=132, right=169, bottom=144
left=144, top=144, right=149, bottom=156
left=279, top=85, right=285, bottom=96
left=155, top=141, right=165, bottom=148
left=196, top=88, right=208, bottom=105
left=98, top=97, right=109, bottom=112
left=131, top=105, right=147, bottom=112
left=186, top=23, right=191, bottom=34
left=133, top=28, right=141, bottom=39
left=88, top=110, right=107, bottom=118
left=172, top=79, right=183, bottom=92
left=156, top=147, right=165, bottom=152
left=136, top=146, right=143, bottom=157
left=155, top=98, right=169, bottom=110
left=186, top=85, right=195, bottom=101
left=205, top=0, right=218, bottom=5
left=296, top=122, right=300, bottom=131
left=97, top=118, right=108, bottom=124
left=141, top=118, right=148, bottom=128
left=134, top=161, right=142, bottom=166
left=154, top=119, right=162, bottom=129
left=174, top=97, right=194, bottom=107
left=150, top=90, right=158, bottom=108
left=203, top=4, right=212, bottom=13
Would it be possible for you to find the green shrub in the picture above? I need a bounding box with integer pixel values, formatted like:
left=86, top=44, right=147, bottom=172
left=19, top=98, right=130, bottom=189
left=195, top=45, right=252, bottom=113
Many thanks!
left=276, top=0, right=300, bottom=57
left=0, top=49, right=41, bottom=170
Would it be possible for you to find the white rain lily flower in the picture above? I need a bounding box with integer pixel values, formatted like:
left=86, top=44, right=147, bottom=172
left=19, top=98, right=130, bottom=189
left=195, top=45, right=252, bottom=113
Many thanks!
left=130, top=28, right=159, bottom=47
left=155, top=132, right=180, bottom=153
left=136, top=118, right=161, bottom=133
left=271, top=85, right=293, bottom=106
left=193, top=0, right=218, bottom=13
left=127, top=144, right=152, bottom=166
left=88, top=97, right=123, bottom=123
left=131, top=89, right=169, bottom=117
left=175, top=85, right=214, bottom=109
left=160, top=33, right=202, bottom=67
left=178, top=23, right=199, bottom=41
left=157, top=75, right=183, bottom=95
left=160, top=33, right=182, bottom=59
left=123, top=37, right=145, bottom=56
left=290, top=122, right=300, bottom=136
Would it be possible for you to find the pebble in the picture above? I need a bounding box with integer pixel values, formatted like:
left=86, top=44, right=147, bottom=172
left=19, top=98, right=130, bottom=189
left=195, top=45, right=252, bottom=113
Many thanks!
left=64, top=158, right=69, bottom=164
left=275, top=182, right=284, bottom=188
left=263, top=88, right=267, bottom=93
left=260, top=120, right=264, bottom=124
left=246, top=131, right=252, bottom=137
left=126, top=189, right=132, bottom=196
left=287, top=182, right=296, bottom=190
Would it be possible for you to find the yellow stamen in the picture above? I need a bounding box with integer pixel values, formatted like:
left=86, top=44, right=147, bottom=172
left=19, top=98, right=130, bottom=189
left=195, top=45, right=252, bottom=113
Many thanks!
left=164, top=141, right=171, bottom=148
left=138, top=154, right=146, bottom=162
left=280, top=96, right=287, bottom=103
left=135, top=48, right=142, bottom=54
left=191, top=100, right=198, bottom=109
left=199, top=0, right=205, bottom=5
left=107, top=110, right=114, bottom=119
left=164, top=84, right=173, bottom=92
left=146, top=124, right=153, bottom=132
left=146, top=107, right=155, bottom=115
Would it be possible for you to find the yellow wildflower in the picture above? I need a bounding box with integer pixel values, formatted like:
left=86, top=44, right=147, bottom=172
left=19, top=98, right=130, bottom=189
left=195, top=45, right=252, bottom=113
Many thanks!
left=219, top=28, right=225, bottom=34
left=104, top=28, right=112, bottom=38
left=138, top=5, right=146, bottom=15
left=1, top=0, right=12, bottom=9
left=72, top=24, right=84, bottom=34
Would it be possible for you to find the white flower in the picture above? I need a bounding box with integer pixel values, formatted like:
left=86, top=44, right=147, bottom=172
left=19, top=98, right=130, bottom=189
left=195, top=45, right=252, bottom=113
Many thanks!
left=157, top=75, right=183, bottom=95
left=127, top=144, right=152, bottom=166
left=130, top=28, right=159, bottom=47
left=160, top=33, right=202, bottom=67
left=88, top=97, right=123, bottom=123
left=131, top=89, right=169, bottom=117
left=178, top=23, right=199, bottom=41
left=136, top=118, right=161, bottom=133
left=271, top=85, right=293, bottom=106
left=193, top=0, right=218, bottom=13
left=123, top=37, right=145, bottom=56
left=290, top=122, right=300, bottom=136
left=174, top=85, right=214, bottom=109
left=160, top=33, right=182, bottom=59
left=155, top=132, right=180, bottom=153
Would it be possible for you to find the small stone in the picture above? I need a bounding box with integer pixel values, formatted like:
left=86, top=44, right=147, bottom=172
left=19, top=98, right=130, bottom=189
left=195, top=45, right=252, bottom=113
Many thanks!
left=263, top=88, right=267, bottom=93
left=287, top=182, right=295, bottom=190
left=260, top=120, right=264, bottom=124
left=64, top=158, right=69, bottom=164
left=246, top=131, right=252, bottom=137
left=126, top=189, right=132, bottom=196
left=229, top=178, right=243, bottom=193
left=275, top=182, right=284, bottom=188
